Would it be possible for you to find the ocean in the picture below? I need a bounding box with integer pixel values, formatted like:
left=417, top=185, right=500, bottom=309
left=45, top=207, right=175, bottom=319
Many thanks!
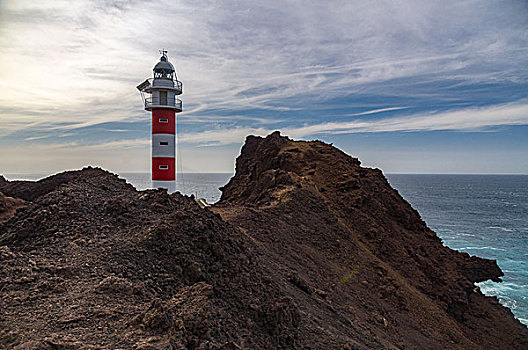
left=387, top=174, right=528, bottom=326
left=119, top=172, right=232, bottom=204
left=3, top=172, right=527, bottom=326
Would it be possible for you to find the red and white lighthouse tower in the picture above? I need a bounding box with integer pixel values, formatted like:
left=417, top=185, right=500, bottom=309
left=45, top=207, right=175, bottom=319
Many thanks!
left=137, top=51, right=182, bottom=193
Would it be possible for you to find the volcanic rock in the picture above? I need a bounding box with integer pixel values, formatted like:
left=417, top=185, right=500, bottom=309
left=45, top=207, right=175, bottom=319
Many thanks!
left=0, top=192, right=25, bottom=223
left=0, top=167, right=295, bottom=349
left=214, top=131, right=528, bottom=349
left=0, top=134, right=527, bottom=349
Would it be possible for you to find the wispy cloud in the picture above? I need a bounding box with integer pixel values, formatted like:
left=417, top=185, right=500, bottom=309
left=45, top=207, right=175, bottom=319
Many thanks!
left=24, top=135, right=50, bottom=141
left=344, top=107, right=409, bottom=117
left=1, top=0, right=526, bottom=131
left=287, top=102, right=528, bottom=136
left=178, top=101, right=528, bottom=145
left=30, top=138, right=151, bottom=151
left=0, top=0, right=527, bottom=173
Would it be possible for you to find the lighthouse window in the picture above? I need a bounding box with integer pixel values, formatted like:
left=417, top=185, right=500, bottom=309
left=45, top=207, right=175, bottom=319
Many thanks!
left=159, top=165, right=168, bottom=170
left=160, top=141, right=169, bottom=146
left=160, top=91, right=167, bottom=105
left=159, top=118, right=168, bottom=123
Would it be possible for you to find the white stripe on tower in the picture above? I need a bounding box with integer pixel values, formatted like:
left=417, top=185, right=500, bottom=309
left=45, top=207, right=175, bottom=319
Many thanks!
left=152, top=134, right=176, bottom=157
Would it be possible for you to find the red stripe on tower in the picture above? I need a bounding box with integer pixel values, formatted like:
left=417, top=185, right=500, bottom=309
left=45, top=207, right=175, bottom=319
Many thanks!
left=152, top=157, right=176, bottom=180
left=152, top=109, right=175, bottom=134
left=137, top=50, right=183, bottom=193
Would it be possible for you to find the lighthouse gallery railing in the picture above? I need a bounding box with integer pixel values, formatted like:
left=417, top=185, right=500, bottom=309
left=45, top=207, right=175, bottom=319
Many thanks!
left=148, top=77, right=182, bottom=92
left=144, top=96, right=182, bottom=110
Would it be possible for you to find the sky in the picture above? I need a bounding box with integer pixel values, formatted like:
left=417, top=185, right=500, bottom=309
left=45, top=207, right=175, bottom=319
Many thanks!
left=0, top=0, right=527, bottom=175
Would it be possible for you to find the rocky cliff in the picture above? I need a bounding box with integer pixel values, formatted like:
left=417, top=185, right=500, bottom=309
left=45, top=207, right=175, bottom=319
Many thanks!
left=0, top=168, right=298, bottom=349
left=0, top=133, right=526, bottom=349
left=215, top=132, right=527, bottom=349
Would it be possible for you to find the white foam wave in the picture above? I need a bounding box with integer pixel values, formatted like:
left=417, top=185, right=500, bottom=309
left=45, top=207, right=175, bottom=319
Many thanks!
left=500, top=296, right=518, bottom=310
left=459, top=246, right=506, bottom=251
left=479, top=282, right=521, bottom=293
left=488, top=226, right=514, bottom=232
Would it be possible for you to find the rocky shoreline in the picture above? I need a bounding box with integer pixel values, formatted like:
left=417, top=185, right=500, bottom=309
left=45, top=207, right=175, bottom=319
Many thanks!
left=1, top=132, right=526, bottom=349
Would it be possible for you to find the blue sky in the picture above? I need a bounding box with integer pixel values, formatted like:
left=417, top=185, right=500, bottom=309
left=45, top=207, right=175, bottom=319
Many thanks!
left=0, top=0, right=527, bottom=174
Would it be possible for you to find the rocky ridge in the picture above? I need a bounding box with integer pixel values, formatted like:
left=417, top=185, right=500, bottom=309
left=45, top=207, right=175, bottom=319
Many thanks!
left=214, top=131, right=527, bottom=348
left=0, top=168, right=297, bottom=349
left=0, top=133, right=527, bottom=349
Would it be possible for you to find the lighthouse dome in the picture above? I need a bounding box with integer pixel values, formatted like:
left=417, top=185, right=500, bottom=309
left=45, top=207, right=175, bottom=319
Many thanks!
left=153, top=53, right=176, bottom=80
left=153, top=57, right=175, bottom=73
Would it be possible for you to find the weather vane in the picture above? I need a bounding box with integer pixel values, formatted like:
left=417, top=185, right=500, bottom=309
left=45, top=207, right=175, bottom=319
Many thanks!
left=159, top=49, right=168, bottom=56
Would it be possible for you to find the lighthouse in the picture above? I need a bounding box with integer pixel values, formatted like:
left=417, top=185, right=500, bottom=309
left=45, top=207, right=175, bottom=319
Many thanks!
left=137, top=51, right=182, bottom=193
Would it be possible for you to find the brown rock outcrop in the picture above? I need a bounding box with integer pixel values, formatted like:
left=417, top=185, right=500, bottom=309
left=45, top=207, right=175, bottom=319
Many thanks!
left=214, top=131, right=528, bottom=349
left=1, top=133, right=526, bottom=349
left=0, top=168, right=296, bottom=349
left=0, top=192, right=25, bottom=223
left=0, top=167, right=106, bottom=201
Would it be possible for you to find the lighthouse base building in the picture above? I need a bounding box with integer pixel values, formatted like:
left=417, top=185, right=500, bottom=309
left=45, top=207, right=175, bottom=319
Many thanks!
left=137, top=51, right=183, bottom=193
